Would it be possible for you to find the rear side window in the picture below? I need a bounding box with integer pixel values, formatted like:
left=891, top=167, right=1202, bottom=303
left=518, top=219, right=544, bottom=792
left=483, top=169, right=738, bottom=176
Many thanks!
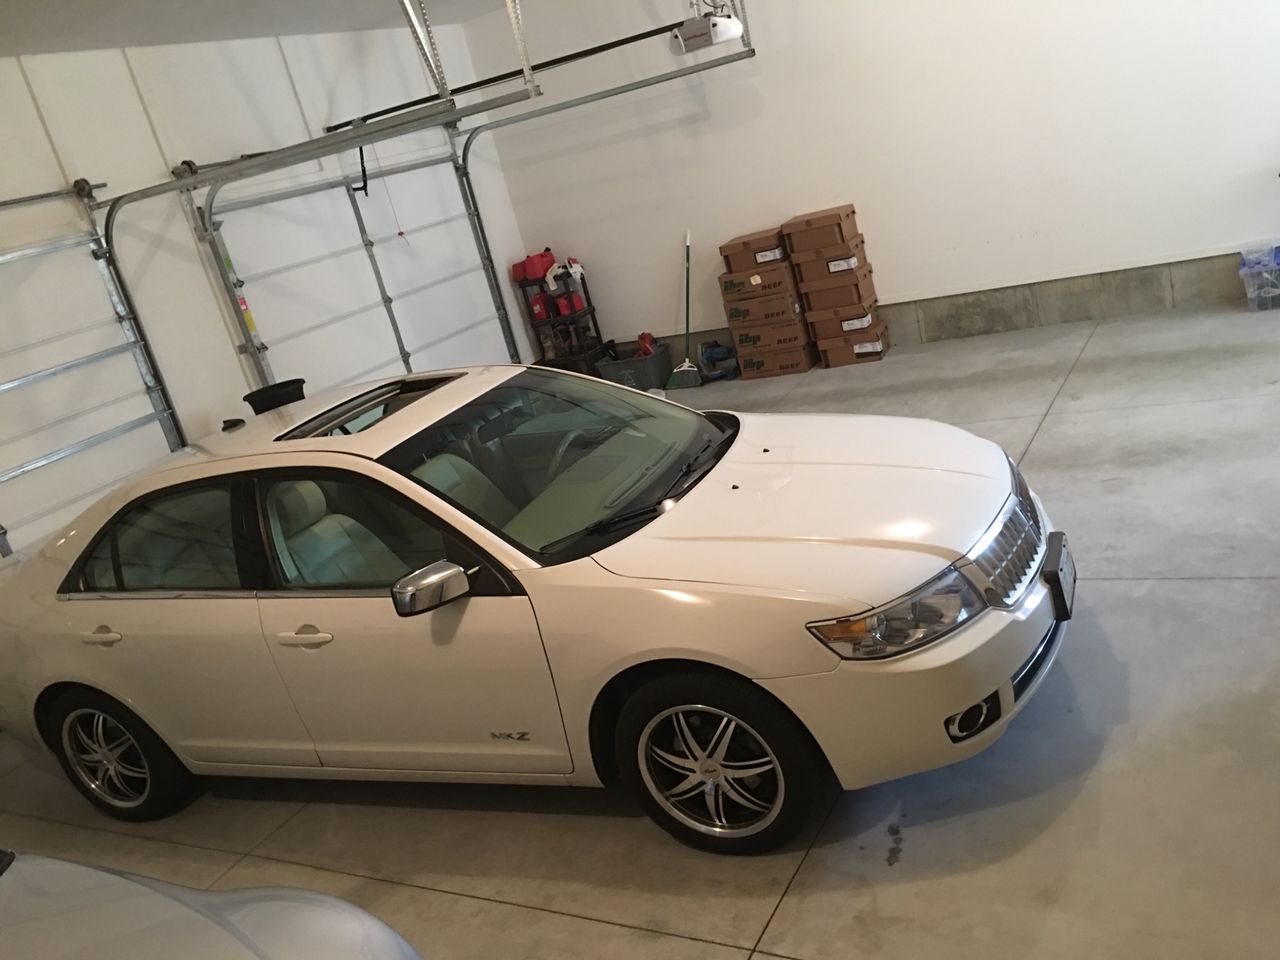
left=82, top=484, right=241, bottom=592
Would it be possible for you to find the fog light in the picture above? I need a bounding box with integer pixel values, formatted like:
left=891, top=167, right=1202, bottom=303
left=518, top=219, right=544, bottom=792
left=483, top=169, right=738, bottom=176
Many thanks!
left=944, top=691, right=1002, bottom=743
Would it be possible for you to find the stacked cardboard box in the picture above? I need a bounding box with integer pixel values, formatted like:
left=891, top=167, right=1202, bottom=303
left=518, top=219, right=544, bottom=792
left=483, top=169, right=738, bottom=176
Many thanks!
left=718, top=228, right=815, bottom=380
left=782, top=205, right=888, bottom=367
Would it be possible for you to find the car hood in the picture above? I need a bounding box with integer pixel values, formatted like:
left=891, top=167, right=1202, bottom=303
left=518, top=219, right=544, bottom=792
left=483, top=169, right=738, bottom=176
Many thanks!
left=0, top=855, right=418, bottom=960
left=592, top=412, right=1012, bottom=610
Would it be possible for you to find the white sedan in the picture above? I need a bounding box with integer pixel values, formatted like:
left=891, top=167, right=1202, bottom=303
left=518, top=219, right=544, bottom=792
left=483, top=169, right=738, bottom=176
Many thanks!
left=0, top=366, right=1074, bottom=854
left=0, top=848, right=419, bottom=959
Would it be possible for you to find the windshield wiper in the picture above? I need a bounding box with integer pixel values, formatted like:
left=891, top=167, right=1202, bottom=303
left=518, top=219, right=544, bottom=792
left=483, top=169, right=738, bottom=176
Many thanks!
left=537, top=436, right=726, bottom=554
left=537, top=502, right=667, bottom=553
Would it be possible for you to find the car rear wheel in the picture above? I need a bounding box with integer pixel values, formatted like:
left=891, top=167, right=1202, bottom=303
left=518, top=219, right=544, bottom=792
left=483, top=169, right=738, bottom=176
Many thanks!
left=616, top=673, right=829, bottom=854
left=48, top=689, right=196, bottom=822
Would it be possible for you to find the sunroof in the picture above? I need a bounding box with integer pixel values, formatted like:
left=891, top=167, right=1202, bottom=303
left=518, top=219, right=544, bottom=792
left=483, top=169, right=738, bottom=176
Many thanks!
left=276, top=376, right=456, bottom=440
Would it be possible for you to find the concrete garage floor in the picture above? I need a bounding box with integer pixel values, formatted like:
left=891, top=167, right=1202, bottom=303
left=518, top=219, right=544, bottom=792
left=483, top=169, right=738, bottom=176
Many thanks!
left=2, top=307, right=1278, bottom=958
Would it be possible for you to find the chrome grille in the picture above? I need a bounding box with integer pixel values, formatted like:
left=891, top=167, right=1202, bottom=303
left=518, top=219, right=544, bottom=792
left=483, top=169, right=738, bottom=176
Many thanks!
left=964, top=462, right=1045, bottom=607
left=1012, top=460, right=1042, bottom=538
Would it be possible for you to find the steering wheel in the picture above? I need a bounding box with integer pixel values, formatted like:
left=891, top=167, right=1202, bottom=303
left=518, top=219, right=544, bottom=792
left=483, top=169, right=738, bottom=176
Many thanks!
left=546, top=429, right=589, bottom=485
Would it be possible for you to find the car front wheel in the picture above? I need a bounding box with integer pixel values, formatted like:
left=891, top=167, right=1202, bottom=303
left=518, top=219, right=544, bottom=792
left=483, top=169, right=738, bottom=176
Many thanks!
left=616, top=673, right=829, bottom=854
left=48, top=689, right=196, bottom=822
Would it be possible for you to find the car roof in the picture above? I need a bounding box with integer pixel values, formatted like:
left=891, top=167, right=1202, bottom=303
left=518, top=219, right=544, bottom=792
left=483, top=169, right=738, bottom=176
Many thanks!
left=167, top=365, right=527, bottom=471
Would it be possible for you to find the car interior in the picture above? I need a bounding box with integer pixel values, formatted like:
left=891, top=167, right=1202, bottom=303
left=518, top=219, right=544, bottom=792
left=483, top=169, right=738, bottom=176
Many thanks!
left=378, top=376, right=704, bottom=556
left=83, top=486, right=240, bottom=592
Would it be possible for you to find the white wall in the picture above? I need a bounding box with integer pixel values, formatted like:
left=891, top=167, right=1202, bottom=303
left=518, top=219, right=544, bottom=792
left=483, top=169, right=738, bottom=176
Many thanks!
left=462, top=0, right=1280, bottom=340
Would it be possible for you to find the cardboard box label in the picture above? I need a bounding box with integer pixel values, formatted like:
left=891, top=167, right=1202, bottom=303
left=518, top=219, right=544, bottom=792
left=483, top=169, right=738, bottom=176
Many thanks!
left=827, top=255, right=859, bottom=274
left=737, top=330, right=808, bottom=349
left=854, top=340, right=884, bottom=354
left=724, top=294, right=801, bottom=325
left=841, top=315, right=873, bottom=332
left=720, top=263, right=795, bottom=302
left=755, top=246, right=785, bottom=264
left=738, top=344, right=817, bottom=379
left=732, top=317, right=811, bottom=351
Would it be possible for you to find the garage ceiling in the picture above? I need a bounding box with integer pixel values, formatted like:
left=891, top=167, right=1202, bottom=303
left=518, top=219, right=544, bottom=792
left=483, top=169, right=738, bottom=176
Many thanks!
left=0, top=0, right=502, bottom=55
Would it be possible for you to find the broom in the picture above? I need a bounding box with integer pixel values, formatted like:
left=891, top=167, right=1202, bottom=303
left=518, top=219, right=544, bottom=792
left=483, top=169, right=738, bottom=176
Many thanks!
left=666, top=230, right=702, bottom=389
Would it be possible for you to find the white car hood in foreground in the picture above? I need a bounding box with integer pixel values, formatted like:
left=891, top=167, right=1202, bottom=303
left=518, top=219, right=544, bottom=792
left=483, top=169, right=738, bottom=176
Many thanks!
left=593, top=412, right=1011, bottom=610
left=0, top=854, right=418, bottom=960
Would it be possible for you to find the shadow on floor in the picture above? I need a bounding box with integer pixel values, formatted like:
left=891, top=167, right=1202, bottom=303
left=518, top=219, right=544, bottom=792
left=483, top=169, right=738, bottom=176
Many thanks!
left=205, top=774, right=641, bottom=820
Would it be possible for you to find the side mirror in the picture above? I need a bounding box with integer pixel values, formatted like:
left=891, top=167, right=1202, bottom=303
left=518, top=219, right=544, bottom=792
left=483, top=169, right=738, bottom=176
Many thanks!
left=392, top=560, right=469, bottom=617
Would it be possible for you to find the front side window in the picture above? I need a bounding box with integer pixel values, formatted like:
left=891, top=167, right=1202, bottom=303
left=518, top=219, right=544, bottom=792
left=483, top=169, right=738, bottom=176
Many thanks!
left=380, top=369, right=736, bottom=563
left=261, top=473, right=498, bottom=591
left=82, top=484, right=240, bottom=592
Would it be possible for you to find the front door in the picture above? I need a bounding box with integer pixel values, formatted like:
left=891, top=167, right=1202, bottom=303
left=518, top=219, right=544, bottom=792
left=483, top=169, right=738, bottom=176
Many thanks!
left=61, top=479, right=318, bottom=768
left=253, top=469, right=570, bottom=773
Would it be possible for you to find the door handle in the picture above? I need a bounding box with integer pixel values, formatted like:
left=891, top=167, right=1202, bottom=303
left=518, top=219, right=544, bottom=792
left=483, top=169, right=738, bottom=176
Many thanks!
left=80, top=630, right=122, bottom=647
left=275, top=629, right=334, bottom=649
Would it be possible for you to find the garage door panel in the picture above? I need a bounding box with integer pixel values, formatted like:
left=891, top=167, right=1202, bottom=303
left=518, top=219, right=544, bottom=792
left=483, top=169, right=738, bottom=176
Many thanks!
left=243, top=251, right=383, bottom=341
left=262, top=310, right=400, bottom=392
left=399, top=273, right=508, bottom=367
left=336, top=360, right=408, bottom=388
left=1, top=425, right=169, bottom=549
left=0, top=323, right=129, bottom=385
left=211, top=152, right=506, bottom=394
left=0, top=350, right=145, bottom=438
left=0, top=389, right=154, bottom=472
left=376, top=219, right=480, bottom=292
left=6, top=246, right=118, bottom=337
left=409, top=316, right=510, bottom=369
left=378, top=166, right=466, bottom=226
left=221, top=189, right=360, bottom=275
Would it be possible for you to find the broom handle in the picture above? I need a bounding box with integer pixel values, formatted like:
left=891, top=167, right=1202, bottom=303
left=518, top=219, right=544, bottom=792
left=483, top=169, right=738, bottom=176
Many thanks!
left=684, top=231, right=692, bottom=359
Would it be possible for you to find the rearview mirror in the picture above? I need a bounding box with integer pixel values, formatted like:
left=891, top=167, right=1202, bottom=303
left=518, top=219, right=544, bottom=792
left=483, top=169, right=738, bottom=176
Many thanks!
left=392, top=560, right=469, bottom=617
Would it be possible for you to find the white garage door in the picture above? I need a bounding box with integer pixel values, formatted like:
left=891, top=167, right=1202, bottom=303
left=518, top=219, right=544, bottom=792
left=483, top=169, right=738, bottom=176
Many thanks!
left=211, top=154, right=511, bottom=395
left=0, top=214, right=182, bottom=555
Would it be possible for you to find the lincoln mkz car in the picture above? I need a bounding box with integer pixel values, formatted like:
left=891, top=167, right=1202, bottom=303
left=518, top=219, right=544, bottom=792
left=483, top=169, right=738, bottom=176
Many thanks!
left=0, top=366, right=1074, bottom=853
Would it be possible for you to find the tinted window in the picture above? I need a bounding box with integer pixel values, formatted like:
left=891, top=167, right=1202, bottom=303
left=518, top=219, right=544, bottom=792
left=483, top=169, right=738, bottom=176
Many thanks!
left=262, top=474, right=478, bottom=590
left=380, top=368, right=732, bottom=563
left=83, top=484, right=240, bottom=592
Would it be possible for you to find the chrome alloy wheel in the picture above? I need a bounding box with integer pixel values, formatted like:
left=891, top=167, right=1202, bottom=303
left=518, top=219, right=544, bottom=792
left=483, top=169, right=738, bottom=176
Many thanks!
left=638, top=705, right=784, bottom=838
left=61, top=709, right=151, bottom=809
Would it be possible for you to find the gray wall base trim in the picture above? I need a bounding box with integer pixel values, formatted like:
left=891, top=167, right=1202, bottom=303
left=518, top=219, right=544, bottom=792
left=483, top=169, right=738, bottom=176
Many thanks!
left=883, top=252, right=1245, bottom=345
left=659, top=253, right=1245, bottom=359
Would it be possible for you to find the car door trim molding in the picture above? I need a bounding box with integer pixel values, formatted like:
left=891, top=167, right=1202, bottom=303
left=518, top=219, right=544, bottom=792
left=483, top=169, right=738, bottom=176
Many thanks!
left=59, top=590, right=260, bottom=601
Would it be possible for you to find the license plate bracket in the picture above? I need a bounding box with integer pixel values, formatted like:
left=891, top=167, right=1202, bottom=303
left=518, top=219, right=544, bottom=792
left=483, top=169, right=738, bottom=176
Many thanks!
left=1042, top=532, right=1075, bottom=620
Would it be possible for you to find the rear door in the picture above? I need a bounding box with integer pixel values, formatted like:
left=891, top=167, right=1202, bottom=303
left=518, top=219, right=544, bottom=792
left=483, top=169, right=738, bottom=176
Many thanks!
left=59, top=476, right=318, bottom=767
left=251, top=466, right=570, bottom=774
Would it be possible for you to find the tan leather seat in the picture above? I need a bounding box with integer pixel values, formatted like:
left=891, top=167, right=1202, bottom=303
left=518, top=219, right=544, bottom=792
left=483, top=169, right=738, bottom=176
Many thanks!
left=268, top=481, right=408, bottom=587
left=411, top=454, right=519, bottom=527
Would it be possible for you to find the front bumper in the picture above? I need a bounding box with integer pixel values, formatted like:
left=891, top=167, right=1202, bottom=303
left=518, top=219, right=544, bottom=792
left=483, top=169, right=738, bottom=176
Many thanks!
left=759, top=557, right=1066, bottom=790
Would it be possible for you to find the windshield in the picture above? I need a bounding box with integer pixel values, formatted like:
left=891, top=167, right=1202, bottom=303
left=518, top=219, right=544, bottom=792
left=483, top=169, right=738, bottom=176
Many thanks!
left=381, top=369, right=736, bottom=563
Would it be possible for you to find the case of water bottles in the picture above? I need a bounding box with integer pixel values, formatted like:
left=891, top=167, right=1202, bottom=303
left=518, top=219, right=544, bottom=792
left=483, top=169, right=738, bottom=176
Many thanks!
left=1239, top=244, right=1280, bottom=311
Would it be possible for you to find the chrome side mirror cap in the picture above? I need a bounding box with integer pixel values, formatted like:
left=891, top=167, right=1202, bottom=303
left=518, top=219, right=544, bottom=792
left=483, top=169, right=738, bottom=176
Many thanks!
left=392, top=560, right=469, bottom=617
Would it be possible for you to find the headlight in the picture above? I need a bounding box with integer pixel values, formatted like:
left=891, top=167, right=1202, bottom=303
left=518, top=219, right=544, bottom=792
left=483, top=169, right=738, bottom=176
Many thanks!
left=808, top=567, right=987, bottom=660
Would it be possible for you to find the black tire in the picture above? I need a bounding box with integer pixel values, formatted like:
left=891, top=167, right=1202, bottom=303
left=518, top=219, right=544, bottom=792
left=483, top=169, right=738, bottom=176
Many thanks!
left=616, top=672, right=829, bottom=854
left=47, top=688, right=197, bottom=822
